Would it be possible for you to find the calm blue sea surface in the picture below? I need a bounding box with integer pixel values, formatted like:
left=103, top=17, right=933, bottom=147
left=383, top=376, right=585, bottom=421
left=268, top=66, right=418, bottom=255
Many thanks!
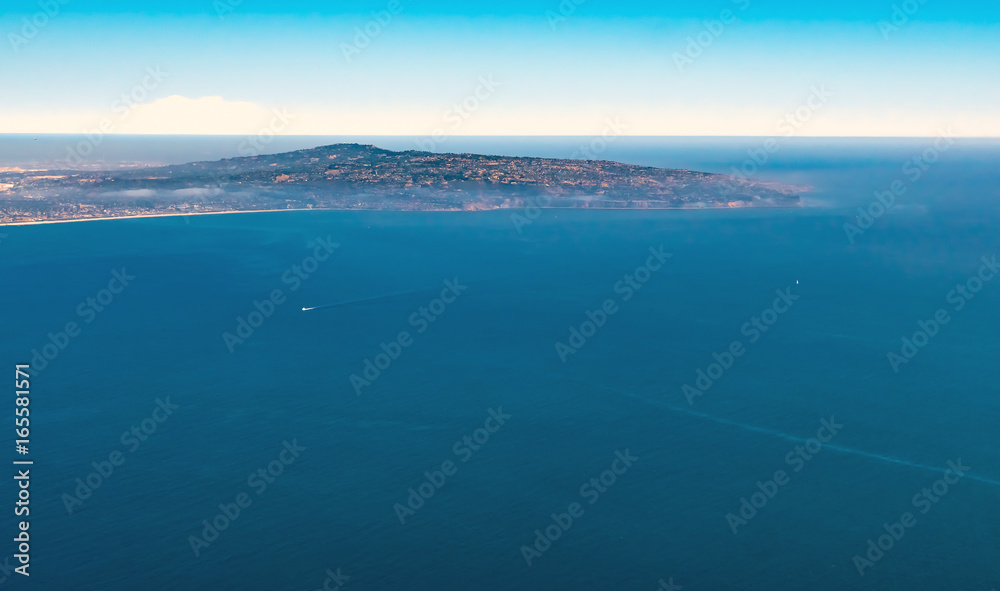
left=1, top=138, right=998, bottom=590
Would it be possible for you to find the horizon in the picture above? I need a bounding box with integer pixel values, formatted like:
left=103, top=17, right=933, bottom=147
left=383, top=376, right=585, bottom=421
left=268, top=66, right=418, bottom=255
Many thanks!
left=3, top=133, right=994, bottom=176
left=6, top=133, right=1000, bottom=139
left=3, top=133, right=993, bottom=174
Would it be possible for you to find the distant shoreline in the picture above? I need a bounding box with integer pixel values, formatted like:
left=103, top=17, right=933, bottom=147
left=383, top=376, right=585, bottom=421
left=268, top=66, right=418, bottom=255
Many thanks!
left=0, top=208, right=313, bottom=227
left=0, top=203, right=802, bottom=227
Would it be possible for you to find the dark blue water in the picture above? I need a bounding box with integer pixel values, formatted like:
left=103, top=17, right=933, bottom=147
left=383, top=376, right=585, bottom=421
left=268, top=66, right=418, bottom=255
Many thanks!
left=1, top=139, right=998, bottom=590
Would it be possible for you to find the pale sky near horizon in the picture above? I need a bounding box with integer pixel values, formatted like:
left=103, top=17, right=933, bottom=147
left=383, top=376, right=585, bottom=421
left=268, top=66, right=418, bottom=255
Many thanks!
left=1, top=0, right=998, bottom=137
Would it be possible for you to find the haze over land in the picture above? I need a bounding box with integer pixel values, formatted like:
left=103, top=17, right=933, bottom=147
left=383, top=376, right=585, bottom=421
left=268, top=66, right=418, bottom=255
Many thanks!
left=0, top=143, right=800, bottom=224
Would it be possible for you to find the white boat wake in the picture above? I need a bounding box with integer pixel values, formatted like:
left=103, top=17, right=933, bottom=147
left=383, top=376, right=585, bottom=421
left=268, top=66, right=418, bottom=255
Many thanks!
left=575, top=379, right=1000, bottom=487
left=301, top=288, right=430, bottom=312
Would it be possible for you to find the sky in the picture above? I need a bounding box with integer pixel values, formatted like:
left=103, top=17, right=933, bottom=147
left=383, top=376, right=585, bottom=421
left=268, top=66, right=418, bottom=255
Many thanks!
left=1, top=0, right=998, bottom=137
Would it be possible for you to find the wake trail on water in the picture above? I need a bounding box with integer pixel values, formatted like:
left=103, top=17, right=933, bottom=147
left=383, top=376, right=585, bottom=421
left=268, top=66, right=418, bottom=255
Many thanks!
left=301, top=288, right=430, bottom=311
left=574, top=379, right=1000, bottom=488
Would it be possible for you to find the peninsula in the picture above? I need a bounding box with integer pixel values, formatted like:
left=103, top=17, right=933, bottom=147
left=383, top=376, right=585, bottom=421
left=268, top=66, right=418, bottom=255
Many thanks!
left=0, top=143, right=801, bottom=224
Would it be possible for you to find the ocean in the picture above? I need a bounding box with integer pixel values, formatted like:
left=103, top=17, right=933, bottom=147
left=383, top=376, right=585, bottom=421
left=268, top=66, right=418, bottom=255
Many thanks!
left=1, top=136, right=998, bottom=590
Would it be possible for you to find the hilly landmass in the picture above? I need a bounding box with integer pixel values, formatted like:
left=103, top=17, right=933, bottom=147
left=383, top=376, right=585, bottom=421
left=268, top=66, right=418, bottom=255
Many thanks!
left=0, top=143, right=801, bottom=224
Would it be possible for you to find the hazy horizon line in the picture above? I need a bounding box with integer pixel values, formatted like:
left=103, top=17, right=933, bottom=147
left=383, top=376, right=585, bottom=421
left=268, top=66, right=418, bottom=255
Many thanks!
left=3, top=133, right=999, bottom=140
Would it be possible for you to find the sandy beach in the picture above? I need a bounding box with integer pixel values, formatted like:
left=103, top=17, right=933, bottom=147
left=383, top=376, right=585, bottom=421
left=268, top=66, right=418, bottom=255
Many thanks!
left=0, top=208, right=313, bottom=227
left=0, top=202, right=799, bottom=228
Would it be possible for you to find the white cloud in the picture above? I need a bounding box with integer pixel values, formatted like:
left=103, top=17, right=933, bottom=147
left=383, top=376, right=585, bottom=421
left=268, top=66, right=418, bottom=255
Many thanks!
left=1, top=97, right=998, bottom=137
left=116, top=95, right=275, bottom=135
left=101, top=189, right=156, bottom=198
left=170, top=188, right=226, bottom=198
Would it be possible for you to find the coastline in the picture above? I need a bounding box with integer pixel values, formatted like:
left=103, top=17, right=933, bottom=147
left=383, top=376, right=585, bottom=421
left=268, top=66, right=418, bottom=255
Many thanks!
left=0, top=208, right=312, bottom=227
left=0, top=202, right=803, bottom=227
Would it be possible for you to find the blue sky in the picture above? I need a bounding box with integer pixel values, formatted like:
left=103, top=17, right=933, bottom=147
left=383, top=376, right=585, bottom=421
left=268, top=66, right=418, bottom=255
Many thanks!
left=2, top=0, right=998, bottom=136
left=1, top=0, right=997, bottom=21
